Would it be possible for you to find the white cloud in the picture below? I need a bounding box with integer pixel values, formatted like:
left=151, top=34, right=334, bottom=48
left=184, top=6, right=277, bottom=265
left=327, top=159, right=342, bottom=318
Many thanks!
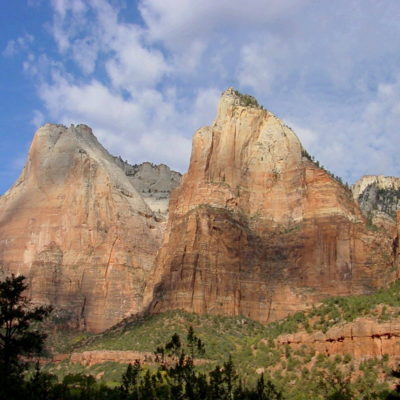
left=190, top=88, right=220, bottom=128
left=356, top=77, right=400, bottom=175
left=286, top=75, right=400, bottom=183
left=36, top=74, right=220, bottom=171
left=3, top=34, right=34, bottom=57
left=237, top=37, right=288, bottom=94
left=104, top=26, right=169, bottom=93
left=11, top=0, right=400, bottom=182
left=139, top=0, right=309, bottom=50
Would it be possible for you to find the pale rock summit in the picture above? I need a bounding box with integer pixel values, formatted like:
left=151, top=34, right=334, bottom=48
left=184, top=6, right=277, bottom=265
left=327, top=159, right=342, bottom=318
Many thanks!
left=352, top=175, right=400, bottom=219
left=113, top=158, right=181, bottom=217
left=352, top=175, right=400, bottom=199
left=0, top=123, right=165, bottom=332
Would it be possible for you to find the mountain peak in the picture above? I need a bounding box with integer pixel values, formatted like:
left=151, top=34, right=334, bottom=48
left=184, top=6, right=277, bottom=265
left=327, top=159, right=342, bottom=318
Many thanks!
left=146, top=90, right=398, bottom=324
left=215, top=87, right=266, bottom=126
left=0, top=122, right=167, bottom=332
left=35, top=123, right=101, bottom=151
left=220, top=87, right=264, bottom=108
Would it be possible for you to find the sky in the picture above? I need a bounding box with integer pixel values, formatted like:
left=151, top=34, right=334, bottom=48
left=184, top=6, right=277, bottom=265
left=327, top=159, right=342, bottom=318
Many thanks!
left=1, top=0, right=400, bottom=194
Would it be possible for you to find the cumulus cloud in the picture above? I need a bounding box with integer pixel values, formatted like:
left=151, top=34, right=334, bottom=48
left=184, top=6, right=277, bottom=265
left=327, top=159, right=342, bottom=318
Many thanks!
left=355, top=78, right=400, bottom=175
left=19, top=0, right=232, bottom=172
left=286, top=76, right=400, bottom=183
left=12, top=0, right=400, bottom=181
left=36, top=73, right=219, bottom=171
left=139, top=0, right=309, bottom=50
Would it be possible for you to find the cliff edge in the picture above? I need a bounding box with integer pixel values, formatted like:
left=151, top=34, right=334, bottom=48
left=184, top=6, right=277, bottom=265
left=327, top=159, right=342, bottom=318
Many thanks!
left=145, top=88, right=399, bottom=323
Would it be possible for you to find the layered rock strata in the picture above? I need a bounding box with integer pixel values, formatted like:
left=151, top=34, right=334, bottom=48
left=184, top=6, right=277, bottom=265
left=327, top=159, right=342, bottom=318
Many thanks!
left=0, top=124, right=165, bottom=332
left=1, top=89, right=399, bottom=334
left=276, top=318, right=400, bottom=360
left=145, top=88, right=399, bottom=323
left=70, top=350, right=155, bottom=366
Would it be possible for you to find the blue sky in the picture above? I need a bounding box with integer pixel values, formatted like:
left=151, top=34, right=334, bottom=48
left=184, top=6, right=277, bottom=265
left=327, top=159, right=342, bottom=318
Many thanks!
left=1, top=0, right=400, bottom=194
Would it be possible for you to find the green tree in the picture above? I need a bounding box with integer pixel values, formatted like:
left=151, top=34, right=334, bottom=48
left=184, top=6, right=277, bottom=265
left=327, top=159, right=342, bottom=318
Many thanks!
left=386, top=365, right=400, bottom=399
left=0, top=274, right=52, bottom=397
left=120, top=359, right=141, bottom=399
left=256, top=374, right=283, bottom=400
left=316, top=367, right=354, bottom=400
left=187, top=325, right=205, bottom=359
left=25, top=362, right=59, bottom=400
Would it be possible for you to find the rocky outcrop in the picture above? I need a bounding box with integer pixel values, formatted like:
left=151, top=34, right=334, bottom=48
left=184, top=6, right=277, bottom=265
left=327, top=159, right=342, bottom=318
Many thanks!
left=67, top=350, right=208, bottom=367
left=113, top=159, right=181, bottom=217
left=0, top=124, right=164, bottom=332
left=352, top=175, right=400, bottom=220
left=276, top=318, right=400, bottom=360
left=69, top=350, right=155, bottom=366
left=145, top=88, right=399, bottom=323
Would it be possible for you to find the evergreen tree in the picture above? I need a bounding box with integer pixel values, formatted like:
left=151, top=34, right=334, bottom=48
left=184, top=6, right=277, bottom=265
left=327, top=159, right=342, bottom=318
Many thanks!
left=0, top=274, right=52, bottom=398
left=120, top=359, right=141, bottom=399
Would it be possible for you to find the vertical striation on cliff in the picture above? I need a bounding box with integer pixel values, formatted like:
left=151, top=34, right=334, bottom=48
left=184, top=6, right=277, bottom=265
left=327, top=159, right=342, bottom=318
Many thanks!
left=1, top=89, right=399, bottom=333
left=0, top=124, right=169, bottom=332
left=145, top=88, right=399, bottom=323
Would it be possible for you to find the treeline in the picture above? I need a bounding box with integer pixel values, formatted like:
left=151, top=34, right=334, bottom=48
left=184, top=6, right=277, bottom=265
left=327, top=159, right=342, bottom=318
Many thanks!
left=7, top=328, right=400, bottom=400
left=301, top=148, right=351, bottom=190
left=4, top=328, right=283, bottom=399
left=0, top=274, right=281, bottom=399
left=2, top=275, right=400, bottom=399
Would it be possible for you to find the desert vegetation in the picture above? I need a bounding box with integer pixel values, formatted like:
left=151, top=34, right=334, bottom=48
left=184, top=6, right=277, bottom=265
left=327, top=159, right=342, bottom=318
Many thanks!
left=2, top=275, right=400, bottom=399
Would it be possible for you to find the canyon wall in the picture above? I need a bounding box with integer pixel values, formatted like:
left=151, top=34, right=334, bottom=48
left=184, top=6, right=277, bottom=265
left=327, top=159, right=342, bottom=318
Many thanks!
left=145, top=88, right=399, bottom=323
left=0, top=124, right=178, bottom=332
left=1, top=89, right=399, bottom=333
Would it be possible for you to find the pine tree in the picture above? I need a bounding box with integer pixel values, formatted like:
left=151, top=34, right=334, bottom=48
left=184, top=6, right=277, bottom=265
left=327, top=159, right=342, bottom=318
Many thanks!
left=0, top=274, right=52, bottom=398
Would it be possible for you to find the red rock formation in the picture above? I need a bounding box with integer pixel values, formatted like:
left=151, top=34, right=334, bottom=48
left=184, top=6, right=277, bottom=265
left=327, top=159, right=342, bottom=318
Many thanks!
left=1, top=89, right=398, bottom=334
left=145, top=88, right=399, bottom=323
left=0, top=124, right=163, bottom=332
left=69, top=350, right=155, bottom=366
left=276, top=318, right=400, bottom=360
left=68, top=350, right=208, bottom=367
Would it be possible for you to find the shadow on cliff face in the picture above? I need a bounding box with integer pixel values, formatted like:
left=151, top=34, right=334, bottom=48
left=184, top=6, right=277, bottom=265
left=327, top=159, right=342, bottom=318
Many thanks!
left=147, top=203, right=398, bottom=325
left=146, top=206, right=292, bottom=321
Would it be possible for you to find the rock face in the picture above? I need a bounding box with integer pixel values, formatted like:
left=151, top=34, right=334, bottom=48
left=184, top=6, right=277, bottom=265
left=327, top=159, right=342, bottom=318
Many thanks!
left=276, top=318, right=400, bottom=360
left=113, top=159, right=181, bottom=217
left=1, top=89, right=399, bottom=335
left=68, top=350, right=207, bottom=366
left=69, top=350, right=155, bottom=366
left=0, top=124, right=169, bottom=332
left=352, top=175, right=400, bottom=220
left=145, top=88, right=399, bottom=323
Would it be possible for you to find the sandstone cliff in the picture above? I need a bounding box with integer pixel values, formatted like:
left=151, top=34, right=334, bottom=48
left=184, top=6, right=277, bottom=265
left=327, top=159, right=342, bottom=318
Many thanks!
left=0, top=124, right=167, bottom=332
left=1, top=90, right=399, bottom=334
left=145, top=88, right=399, bottom=323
